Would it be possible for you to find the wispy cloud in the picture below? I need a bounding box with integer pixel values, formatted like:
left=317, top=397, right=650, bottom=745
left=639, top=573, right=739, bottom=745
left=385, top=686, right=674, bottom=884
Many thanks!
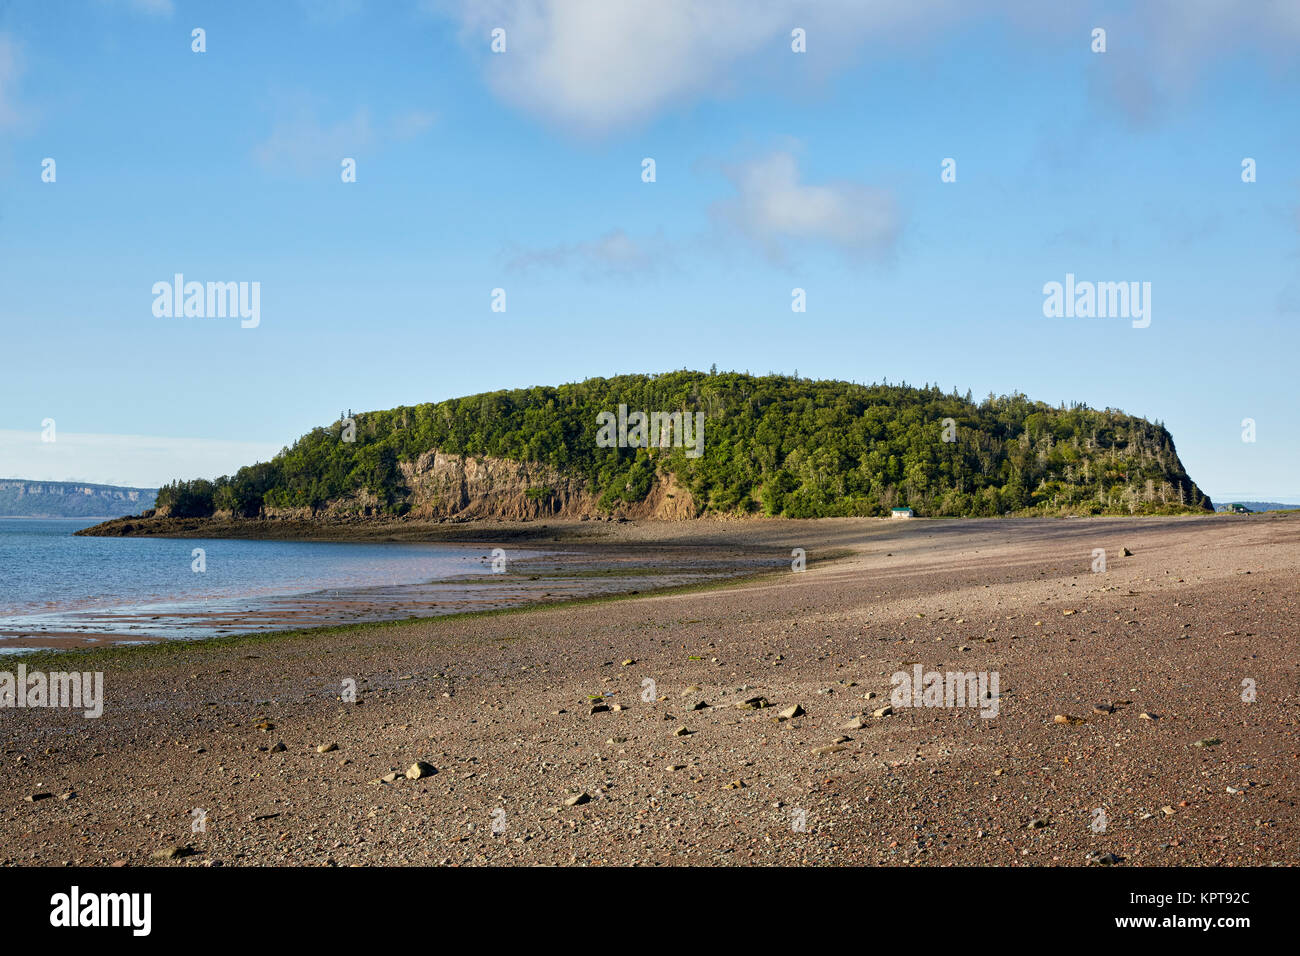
left=505, top=228, right=673, bottom=279
left=433, top=0, right=1040, bottom=135
left=391, top=109, right=438, bottom=141
left=252, top=101, right=437, bottom=176
left=711, top=149, right=900, bottom=262
left=253, top=105, right=376, bottom=176
left=435, top=0, right=1300, bottom=135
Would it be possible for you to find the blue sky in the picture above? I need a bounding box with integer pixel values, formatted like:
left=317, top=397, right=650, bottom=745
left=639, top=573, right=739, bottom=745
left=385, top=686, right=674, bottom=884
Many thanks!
left=1, top=0, right=1298, bottom=500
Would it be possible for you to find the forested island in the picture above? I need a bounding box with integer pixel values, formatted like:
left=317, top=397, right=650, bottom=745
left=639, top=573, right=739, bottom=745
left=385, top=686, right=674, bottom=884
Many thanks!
left=109, top=371, right=1213, bottom=525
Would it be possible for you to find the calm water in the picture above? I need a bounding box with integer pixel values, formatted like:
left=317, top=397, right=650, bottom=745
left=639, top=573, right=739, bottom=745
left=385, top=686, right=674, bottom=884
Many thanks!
left=0, top=519, right=520, bottom=652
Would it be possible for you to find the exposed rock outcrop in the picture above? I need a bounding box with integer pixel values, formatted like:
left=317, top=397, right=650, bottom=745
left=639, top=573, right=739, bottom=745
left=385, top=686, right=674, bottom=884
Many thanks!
left=397, top=449, right=697, bottom=521
left=398, top=449, right=594, bottom=520
left=149, top=449, right=698, bottom=525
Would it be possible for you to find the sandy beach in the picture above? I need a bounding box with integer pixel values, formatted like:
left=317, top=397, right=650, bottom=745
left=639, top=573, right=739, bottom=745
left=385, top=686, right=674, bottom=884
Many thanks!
left=2, top=514, right=1296, bottom=866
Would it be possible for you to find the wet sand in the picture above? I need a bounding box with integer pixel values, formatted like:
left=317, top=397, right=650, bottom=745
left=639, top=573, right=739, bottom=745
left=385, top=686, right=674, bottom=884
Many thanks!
left=1, top=514, right=1296, bottom=867
left=0, top=543, right=778, bottom=653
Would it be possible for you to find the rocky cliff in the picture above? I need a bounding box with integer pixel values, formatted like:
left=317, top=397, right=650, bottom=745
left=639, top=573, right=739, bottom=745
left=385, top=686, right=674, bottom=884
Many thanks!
left=148, top=448, right=697, bottom=522
left=0, top=480, right=157, bottom=518
left=396, top=448, right=696, bottom=520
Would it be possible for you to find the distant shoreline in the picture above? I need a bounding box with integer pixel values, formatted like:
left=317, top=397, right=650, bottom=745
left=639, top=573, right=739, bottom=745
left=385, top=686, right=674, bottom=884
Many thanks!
left=74, top=510, right=1233, bottom=547
left=0, top=515, right=123, bottom=520
left=75, top=513, right=800, bottom=544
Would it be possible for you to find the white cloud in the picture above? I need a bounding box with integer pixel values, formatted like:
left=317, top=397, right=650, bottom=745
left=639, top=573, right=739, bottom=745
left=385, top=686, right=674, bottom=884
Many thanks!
left=711, top=150, right=900, bottom=261
left=435, top=0, right=1031, bottom=134
left=436, top=0, right=808, bottom=134
left=435, top=0, right=1300, bottom=135
left=0, top=430, right=282, bottom=488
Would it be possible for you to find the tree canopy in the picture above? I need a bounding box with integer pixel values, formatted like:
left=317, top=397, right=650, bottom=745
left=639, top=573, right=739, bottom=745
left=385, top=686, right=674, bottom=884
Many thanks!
left=154, top=371, right=1212, bottom=519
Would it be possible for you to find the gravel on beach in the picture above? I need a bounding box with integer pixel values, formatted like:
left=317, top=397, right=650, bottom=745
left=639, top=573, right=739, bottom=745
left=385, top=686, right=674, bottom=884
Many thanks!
left=2, top=514, right=1296, bottom=867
